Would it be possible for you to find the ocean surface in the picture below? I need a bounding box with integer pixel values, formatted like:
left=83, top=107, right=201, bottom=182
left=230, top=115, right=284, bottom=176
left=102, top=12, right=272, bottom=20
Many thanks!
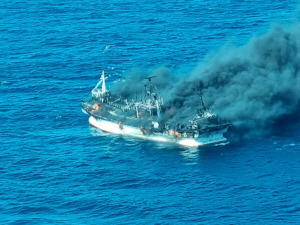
left=1, top=0, right=300, bottom=224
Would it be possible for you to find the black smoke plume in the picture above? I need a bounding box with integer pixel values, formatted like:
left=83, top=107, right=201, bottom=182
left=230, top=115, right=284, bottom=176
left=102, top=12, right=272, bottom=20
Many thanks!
left=112, top=24, right=300, bottom=138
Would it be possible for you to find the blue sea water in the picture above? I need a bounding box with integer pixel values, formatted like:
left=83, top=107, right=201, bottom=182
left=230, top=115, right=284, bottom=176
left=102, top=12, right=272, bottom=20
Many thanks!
left=1, top=0, right=300, bottom=224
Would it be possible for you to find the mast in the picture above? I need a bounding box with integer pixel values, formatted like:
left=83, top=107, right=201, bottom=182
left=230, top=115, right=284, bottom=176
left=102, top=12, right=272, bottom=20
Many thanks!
left=135, top=104, right=139, bottom=119
left=156, top=99, right=160, bottom=118
left=101, top=71, right=106, bottom=94
left=200, top=94, right=206, bottom=111
left=91, top=71, right=107, bottom=98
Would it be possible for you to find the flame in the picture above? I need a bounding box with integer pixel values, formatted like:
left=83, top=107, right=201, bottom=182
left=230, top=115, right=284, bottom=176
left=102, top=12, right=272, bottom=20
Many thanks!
left=92, top=103, right=99, bottom=111
left=174, top=131, right=181, bottom=138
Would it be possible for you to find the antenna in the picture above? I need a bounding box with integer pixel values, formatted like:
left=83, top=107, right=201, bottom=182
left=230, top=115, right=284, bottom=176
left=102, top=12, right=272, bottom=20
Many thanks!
left=101, top=71, right=107, bottom=93
left=199, top=91, right=206, bottom=111
left=192, top=82, right=207, bottom=111
left=144, top=83, right=148, bottom=100
left=144, top=75, right=156, bottom=82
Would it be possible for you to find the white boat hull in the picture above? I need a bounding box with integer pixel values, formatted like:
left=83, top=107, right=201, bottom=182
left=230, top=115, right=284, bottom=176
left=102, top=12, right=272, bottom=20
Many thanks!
left=88, top=116, right=228, bottom=147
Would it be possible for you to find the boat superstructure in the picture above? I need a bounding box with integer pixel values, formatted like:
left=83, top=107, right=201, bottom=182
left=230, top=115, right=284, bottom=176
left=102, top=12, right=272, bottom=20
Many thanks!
left=82, top=71, right=231, bottom=147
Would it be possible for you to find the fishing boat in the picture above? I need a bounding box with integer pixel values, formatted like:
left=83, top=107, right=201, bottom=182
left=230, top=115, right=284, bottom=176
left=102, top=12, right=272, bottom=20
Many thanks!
left=82, top=71, right=231, bottom=147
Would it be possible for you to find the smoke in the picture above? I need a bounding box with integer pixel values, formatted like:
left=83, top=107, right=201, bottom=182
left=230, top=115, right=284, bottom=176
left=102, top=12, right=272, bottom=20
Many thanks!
left=111, top=23, right=300, bottom=137
left=112, top=66, right=176, bottom=100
